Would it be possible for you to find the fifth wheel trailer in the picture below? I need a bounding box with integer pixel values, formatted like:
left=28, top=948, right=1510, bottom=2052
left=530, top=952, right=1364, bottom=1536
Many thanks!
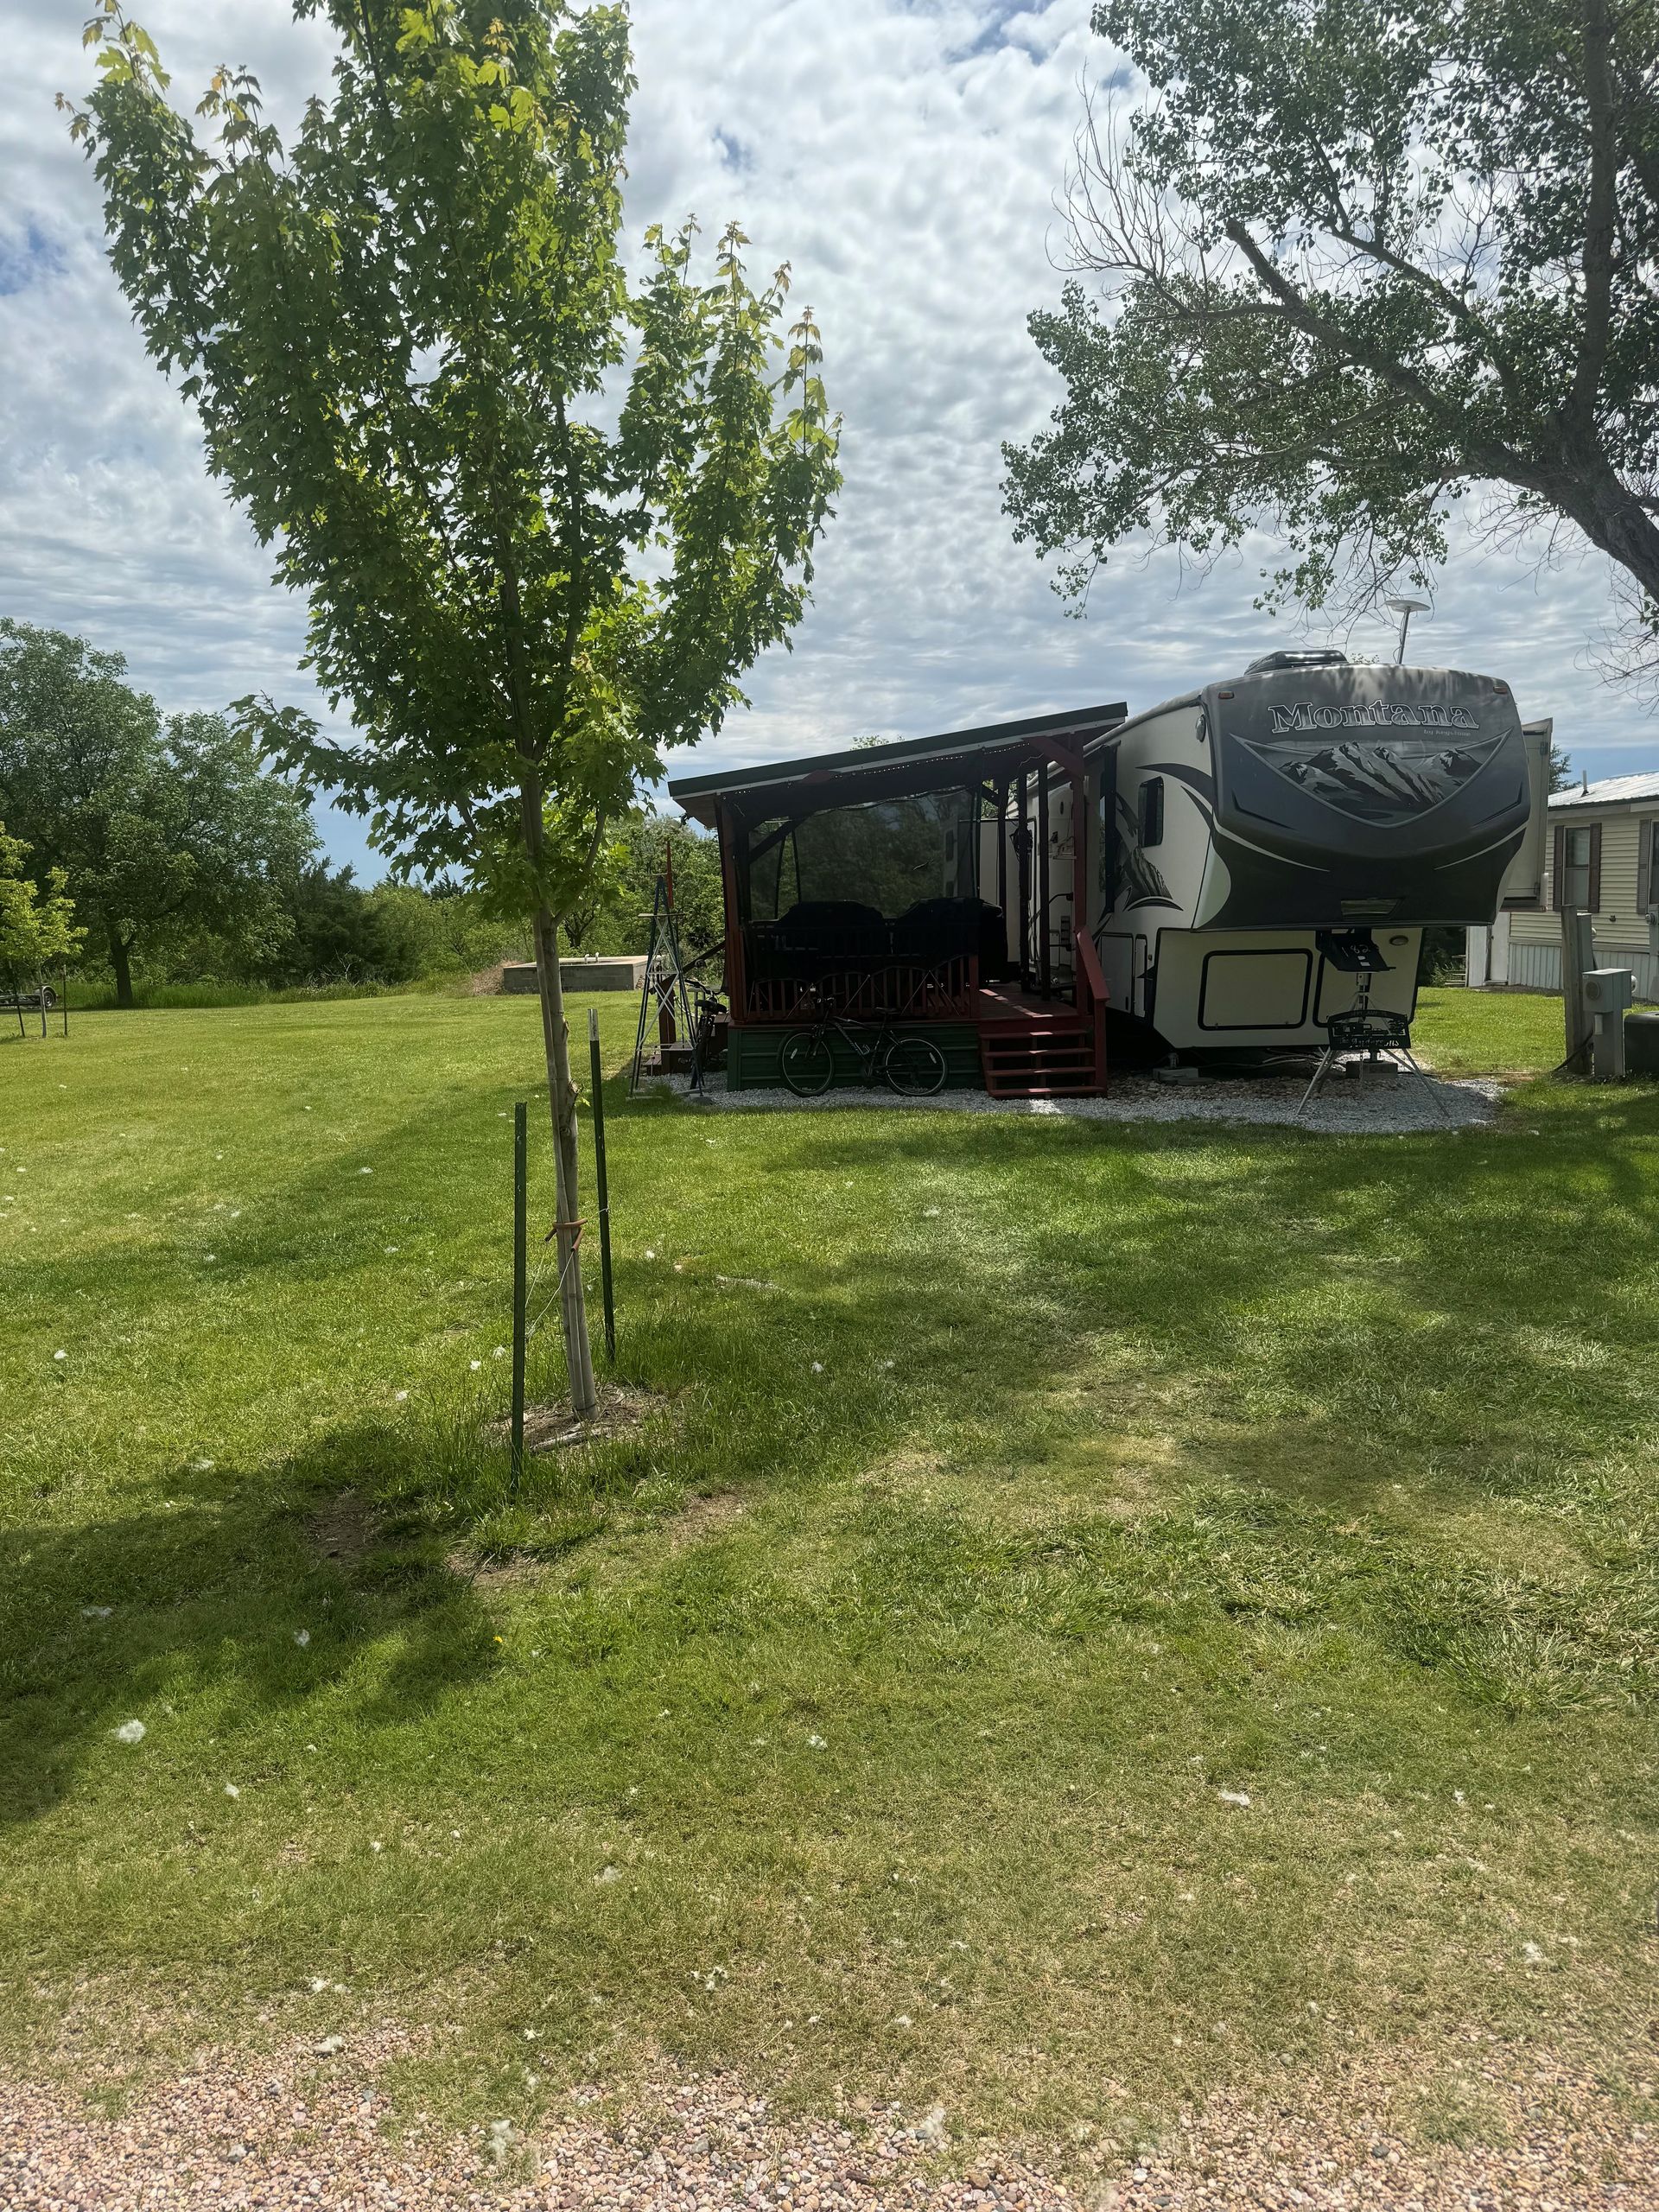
left=1077, top=652, right=1548, bottom=1058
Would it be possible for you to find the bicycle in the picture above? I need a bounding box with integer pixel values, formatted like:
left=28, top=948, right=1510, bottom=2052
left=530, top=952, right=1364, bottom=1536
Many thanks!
left=778, top=988, right=948, bottom=1097
left=689, top=977, right=727, bottom=1071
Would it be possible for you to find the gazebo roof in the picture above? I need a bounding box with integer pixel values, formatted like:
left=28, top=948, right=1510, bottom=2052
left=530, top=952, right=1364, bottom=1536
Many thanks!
left=669, top=701, right=1128, bottom=827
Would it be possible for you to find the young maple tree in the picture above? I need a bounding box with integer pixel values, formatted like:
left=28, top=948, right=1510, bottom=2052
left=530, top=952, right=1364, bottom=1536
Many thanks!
left=72, top=1, right=841, bottom=1414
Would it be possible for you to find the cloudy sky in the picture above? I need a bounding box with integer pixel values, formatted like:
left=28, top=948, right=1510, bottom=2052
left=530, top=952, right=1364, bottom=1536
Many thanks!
left=3, top=0, right=1652, bottom=878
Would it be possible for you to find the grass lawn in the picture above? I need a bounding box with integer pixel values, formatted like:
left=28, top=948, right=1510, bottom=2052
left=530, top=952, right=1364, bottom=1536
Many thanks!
left=1413, top=983, right=1573, bottom=1076
left=3, top=983, right=1657, bottom=2167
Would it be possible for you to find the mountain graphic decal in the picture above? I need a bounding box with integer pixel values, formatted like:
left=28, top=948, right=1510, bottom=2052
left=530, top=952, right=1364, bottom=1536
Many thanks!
left=1114, top=791, right=1179, bottom=910
left=1236, top=729, right=1507, bottom=827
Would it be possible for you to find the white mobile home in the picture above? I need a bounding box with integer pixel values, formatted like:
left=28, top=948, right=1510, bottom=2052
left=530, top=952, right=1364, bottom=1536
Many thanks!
left=1466, top=771, right=1659, bottom=1001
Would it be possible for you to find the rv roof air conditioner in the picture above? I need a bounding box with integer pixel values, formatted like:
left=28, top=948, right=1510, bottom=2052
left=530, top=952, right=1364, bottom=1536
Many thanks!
left=1243, top=649, right=1351, bottom=675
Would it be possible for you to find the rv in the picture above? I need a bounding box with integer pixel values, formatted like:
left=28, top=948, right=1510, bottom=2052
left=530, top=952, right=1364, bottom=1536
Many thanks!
left=1079, top=651, right=1549, bottom=1058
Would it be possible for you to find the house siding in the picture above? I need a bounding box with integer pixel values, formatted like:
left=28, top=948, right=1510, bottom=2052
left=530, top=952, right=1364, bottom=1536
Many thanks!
left=1474, top=803, right=1659, bottom=1000
left=1512, top=807, right=1653, bottom=948
left=1504, top=938, right=1659, bottom=998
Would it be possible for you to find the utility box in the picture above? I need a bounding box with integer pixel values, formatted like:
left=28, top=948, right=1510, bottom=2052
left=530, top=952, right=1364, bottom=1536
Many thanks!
left=1626, top=1011, right=1659, bottom=1075
left=1583, top=968, right=1634, bottom=1015
left=1583, top=968, right=1634, bottom=1081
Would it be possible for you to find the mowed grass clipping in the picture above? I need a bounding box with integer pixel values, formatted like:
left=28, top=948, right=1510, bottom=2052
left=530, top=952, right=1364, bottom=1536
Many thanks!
left=2, top=987, right=1657, bottom=2153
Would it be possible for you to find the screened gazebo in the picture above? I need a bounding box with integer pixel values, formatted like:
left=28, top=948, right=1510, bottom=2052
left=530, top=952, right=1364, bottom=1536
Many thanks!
left=668, top=700, right=1127, bottom=1095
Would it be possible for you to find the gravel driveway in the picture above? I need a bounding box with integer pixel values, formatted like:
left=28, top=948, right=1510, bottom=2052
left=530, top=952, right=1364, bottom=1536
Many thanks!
left=667, top=1068, right=1502, bottom=1134
left=3, top=2039, right=1652, bottom=2210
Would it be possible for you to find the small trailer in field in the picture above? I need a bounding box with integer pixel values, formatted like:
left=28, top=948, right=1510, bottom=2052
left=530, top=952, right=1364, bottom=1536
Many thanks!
left=3, top=978, right=60, bottom=1039
left=1081, top=651, right=1549, bottom=1058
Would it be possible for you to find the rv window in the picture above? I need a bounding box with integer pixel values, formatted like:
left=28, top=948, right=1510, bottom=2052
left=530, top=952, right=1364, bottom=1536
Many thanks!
left=1563, top=824, right=1593, bottom=910
left=1138, top=777, right=1165, bottom=849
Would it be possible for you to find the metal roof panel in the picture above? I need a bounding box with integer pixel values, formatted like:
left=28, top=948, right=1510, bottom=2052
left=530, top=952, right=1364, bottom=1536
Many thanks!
left=668, top=701, right=1128, bottom=821
left=1550, top=773, right=1659, bottom=808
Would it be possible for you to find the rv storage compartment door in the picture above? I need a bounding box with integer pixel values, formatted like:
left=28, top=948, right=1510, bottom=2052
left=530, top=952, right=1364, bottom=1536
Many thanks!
left=1198, top=946, right=1313, bottom=1031
left=1497, top=720, right=1552, bottom=910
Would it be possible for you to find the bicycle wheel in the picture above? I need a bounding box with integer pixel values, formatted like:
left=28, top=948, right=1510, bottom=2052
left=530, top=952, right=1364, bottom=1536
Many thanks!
left=885, top=1034, right=948, bottom=1096
left=779, top=1029, right=835, bottom=1096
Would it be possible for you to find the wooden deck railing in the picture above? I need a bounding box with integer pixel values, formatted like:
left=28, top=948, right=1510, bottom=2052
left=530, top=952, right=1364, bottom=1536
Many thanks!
left=1074, top=929, right=1109, bottom=1090
left=744, top=955, right=977, bottom=1024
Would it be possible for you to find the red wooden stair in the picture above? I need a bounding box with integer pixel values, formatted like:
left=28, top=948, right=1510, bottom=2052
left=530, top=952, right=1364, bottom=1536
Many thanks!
left=979, top=1014, right=1103, bottom=1098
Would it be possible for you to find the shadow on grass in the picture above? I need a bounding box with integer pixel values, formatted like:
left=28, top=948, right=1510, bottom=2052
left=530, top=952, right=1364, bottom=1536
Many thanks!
left=0, top=1420, right=498, bottom=1828
left=588, top=1088, right=1659, bottom=1677
left=7, top=1065, right=1658, bottom=1827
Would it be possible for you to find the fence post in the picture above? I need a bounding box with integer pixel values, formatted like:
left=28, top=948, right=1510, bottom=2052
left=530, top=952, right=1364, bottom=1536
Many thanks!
left=61, top=963, right=68, bottom=1037
left=512, top=1100, right=527, bottom=1489
left=588, top=1007, right=616, bottom=1362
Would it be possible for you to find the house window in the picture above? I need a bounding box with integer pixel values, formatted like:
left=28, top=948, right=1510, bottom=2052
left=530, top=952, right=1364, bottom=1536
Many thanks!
left=1646, top=822, right=1659, bottom=914
left=1138, top=776, right=1165, bottom=849
left=1562, top=824, right=1594, bottom=910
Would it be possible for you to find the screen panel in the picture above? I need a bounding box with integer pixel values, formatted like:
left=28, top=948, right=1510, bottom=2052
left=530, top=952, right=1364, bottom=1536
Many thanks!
left=746, top=791, right=981, bottom=922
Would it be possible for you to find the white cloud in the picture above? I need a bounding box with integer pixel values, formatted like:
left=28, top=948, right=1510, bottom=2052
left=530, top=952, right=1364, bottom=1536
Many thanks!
left=0, top=0, right=1649, bottom=893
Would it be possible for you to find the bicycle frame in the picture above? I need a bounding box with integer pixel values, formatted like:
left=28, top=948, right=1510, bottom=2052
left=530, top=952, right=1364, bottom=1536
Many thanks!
left=803, top=1006, right=902, bottom=1081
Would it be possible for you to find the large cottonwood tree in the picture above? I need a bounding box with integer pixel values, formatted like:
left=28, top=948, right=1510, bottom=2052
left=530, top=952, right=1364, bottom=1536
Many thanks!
left=1005, top=0, right=1659, bottom=670
left=72, top=1, right=840, bottom=1415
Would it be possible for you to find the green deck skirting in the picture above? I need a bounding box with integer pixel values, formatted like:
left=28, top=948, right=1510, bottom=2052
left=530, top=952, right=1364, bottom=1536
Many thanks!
left=726, top=1023, right=985, bottom=1092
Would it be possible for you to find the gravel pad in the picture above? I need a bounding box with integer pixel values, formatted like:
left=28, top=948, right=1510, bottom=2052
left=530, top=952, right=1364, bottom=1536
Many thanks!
left=663, top=1069, right=1502, bottom=1133
left=3, top=2044, right=1651, bottom=2209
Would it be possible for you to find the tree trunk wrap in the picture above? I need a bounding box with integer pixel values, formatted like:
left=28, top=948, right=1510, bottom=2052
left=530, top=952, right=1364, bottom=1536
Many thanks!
left=532, top=901, right=598, bottom=1420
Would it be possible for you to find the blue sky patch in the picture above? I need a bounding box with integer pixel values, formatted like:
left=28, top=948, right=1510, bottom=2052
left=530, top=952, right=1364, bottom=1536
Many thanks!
left=0, top=223, right=67, bottom=299
left=947, top=0, right=1032, bottom=63
left=714, top=127, right=754, bottom=174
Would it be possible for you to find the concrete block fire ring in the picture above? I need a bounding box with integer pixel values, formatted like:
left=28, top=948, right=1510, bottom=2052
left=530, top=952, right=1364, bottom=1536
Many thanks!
left=501, top=957, right=648, bottom=995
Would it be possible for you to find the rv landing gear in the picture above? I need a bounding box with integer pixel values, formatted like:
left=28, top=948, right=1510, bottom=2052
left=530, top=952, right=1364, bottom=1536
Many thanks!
left=1296, top=929, right=1447, bottom=1121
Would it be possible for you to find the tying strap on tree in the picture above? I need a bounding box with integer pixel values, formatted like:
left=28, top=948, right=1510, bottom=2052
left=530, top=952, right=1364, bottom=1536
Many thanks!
left=543, top=1218, right=584, bottom=1249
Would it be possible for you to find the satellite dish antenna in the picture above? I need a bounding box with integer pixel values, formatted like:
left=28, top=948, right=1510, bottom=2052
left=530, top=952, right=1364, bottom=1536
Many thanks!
left=1384, top=594, right=1431, bottom=665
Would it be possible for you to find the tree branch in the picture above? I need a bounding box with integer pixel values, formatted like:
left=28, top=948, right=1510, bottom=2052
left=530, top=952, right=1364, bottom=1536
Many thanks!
left=353, top=0, right=396, bottom=124
left=1324, top=221, right=1530, bottom=423
left=1567, top=0, right=1620, bottom=437
left=1221, top=219, right=1543, bottom=494
left=551, top=389, right=588, bottom=741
